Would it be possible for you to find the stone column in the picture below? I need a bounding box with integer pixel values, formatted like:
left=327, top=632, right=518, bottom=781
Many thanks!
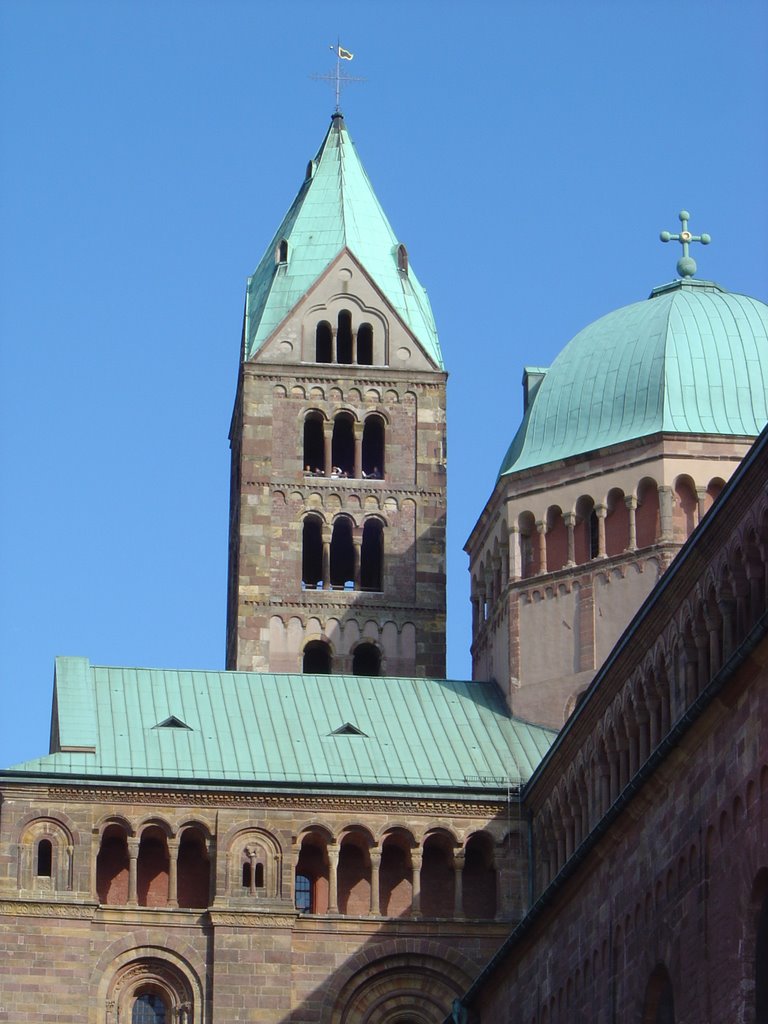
left=718, top=594, right=735, bottom=661
left=694, top=626, right=710, bottom=692
left=696, top=488, right=709, bottom=525
left=354, top=425, right=363, bottom=479
left=648, top=698, right=660, bottom=751
left=327, top=844, right=339, bottom=913
left=167, top=839, right=179, bottom=908
left=599, top=763, right=610, bottom=818
left=485, top=568, right=494, bottom=607
left=683, top=640, right=699, bottom=705
left=563, top=815, right=574, bottom=860
left=625, top=496, right=638, bottom=550
left=351, top=329, right=358, bottom=365
left=507, top=524, right=521, bottom=581
left=331, top=327, right=338, bottom=364
left=608, top=743, right=619, bottom=804
left=453, top=850, right=465, bottom=919
left=246, top=846, right=258, bottom=895
left=536, top=521, right=547, bottom=574
left=353, top=534, right=362, bottom=590
left=411, top=848, right=422, bottom=917
left=595, top=505, right=607, bottom=557
left=369, top=849, right=381, bottom=915
left=322, top=531, right=331, bottom=590
left=658, top=485, right=674, bottom=541
left=323, top=427, right=333, bottom=476
left=127, top=838, right=139, bottom=906
left=564, top=512, right=576, bottom=566
left=637, top=712, right=650, bottom=766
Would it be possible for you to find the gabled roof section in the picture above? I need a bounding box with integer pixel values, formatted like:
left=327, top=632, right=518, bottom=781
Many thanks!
left=8, top=659, right=555, bottom=793
left=244, top=113, right=443, bottom=369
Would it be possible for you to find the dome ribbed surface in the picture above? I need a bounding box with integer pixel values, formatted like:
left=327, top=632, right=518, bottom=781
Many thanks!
left=499, top=282, right=768, bottom=477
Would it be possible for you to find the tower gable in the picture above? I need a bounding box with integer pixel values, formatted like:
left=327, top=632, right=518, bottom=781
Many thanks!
left=251, top=249, right=440, bottom=374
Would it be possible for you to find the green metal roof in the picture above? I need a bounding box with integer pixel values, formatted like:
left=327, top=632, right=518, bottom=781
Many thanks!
left=244, top=113, right=443, bottom=368
left=6, top=658, right=554, bottom=792
left=499, top=279, right=768, bottom=477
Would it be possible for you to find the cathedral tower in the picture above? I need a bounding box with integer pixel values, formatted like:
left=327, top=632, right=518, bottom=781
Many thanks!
left=226, top=113, right=447, bottom=676
left=467, top=226, right=768, bottom=728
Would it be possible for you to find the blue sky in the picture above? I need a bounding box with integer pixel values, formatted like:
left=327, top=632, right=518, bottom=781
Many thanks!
left=1, top=1, right=766, bottom=767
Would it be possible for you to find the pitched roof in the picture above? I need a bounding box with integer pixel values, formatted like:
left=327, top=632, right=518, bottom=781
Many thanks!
left=6, top=658, right=554, bottom=794
left=499, top=279, right=768, bottom=477
left=244, top=113, right=443, bottom=369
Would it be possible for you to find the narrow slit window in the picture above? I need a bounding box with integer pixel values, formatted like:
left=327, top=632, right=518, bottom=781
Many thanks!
left=337, top=310, right=353, bottom=364
left=315, top=321, right=332, bottom=363
left=36, top=839, right=53, bottom=877
left=357, top=323, right=373, bottom=365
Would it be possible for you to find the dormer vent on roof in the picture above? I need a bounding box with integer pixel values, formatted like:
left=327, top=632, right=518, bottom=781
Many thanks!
left=154, top=715, right=193, bottom=731
left=397, top=243, right=408, bottom=274
left=329, top=723, right=368, bottom=737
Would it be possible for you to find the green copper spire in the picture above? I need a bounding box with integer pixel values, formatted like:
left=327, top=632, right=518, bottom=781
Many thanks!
left=244, top=114, right=443, bottom=368
left=660, top=209, right=711, bottom=278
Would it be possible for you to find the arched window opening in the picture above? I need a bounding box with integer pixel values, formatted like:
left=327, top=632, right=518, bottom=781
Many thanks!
left=337, top=310, right=353, bottom=364
left=605, top=489, right=629, bottom=556
left=637, top=479, right=660, bottom=547
left=240, top=850, right=265, bottom=894
left=397, top=243, right=408, bottom=273
left=545, top=506, right=567, bottom=573
left=331, top=413, right=355, bottom=477
left=756, top=886, right=768, bottom=1023
left=674, top=476, right=698, bottom=541
left=707, top=477, right=725, bottom=511
left=97, top=825, right=130, bottom=905
left=380, top=838, right=413, bottom=917
left=177, top=829, right=210, bottom=909
left=303, top=640, right=331, bottom=674
left=362, top=415, right=385, bottom=478
left=573, top=496, right=595, bottom=563
left=641, top=964, right=675, bottom=1024
left=302, top=516, right=323, bottom=589
left=277, top=239, right=288, bottom=264
left=137, top=827, right=169, bottom=908
left=360, top=519, right=383, bottom=591
left=518, top=512, right=538, bottom=578
left=357, top=322, right=373, bottom=365
left=338, top=837, right=371, bottom=916
left=420, top=836, right=455, bottom=918
left=330, top=517, right=355, bottom=588
left=462, top=833, right=497, bottom=919
left=353, top=642, right=381, bottom=676
left=295, top=873, right=312, bottom=911
left=36, top=838, right=52, bottom=877
left=132, top=993, right=168, bottom=1024
left=315, top=320, right=332, bottom=363
left=295, top=837, right=329, bottom=913
left=303, top=412, right=325, bottom=475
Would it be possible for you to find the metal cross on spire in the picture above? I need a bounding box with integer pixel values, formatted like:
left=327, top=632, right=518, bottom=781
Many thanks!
left=660, top=210, right=711, bottom=279
left=310, top=43, right=366, bottom=113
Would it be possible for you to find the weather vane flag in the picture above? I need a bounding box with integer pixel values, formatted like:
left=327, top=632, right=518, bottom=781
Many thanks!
left=311, top=42, right=365, bottom=113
